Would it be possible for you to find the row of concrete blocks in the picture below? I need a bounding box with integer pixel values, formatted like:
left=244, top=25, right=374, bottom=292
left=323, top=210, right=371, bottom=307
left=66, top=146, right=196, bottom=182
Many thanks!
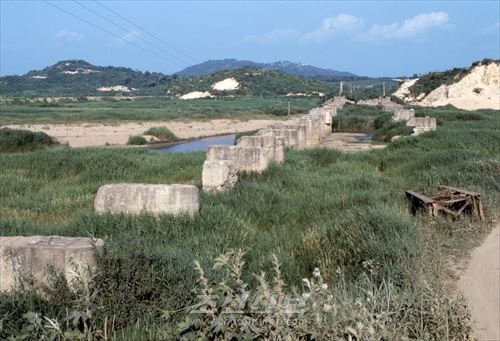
left=202, top=98, right=344, bottom=192
left=392, top=108, right=437, bottom=135
left=0, top=99, right=346, bottom=292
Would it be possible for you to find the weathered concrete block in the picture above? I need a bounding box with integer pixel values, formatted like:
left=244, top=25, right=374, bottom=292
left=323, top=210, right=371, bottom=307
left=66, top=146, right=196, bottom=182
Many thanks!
left=202, top=160, right=238, bottom=192
left=236, top=135, right=285, bottom=163
left=393, top=109, right=415, bottom=122
left=206, top=145, right=270, bottom=173
left=259, top=128, right=299, bottom=149
left=94, top=184, right=199, bottom=216
left=407, top=116, right=437, bottom=135
left=300, top=117, right=322, bottom=147
left=0, top=236, right=104, bottom=292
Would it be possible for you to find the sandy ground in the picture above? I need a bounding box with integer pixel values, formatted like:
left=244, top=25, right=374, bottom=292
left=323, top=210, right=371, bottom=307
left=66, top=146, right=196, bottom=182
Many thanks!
left=394, top=62, right=500, bottom=110
left=2, top=119, right=280, bottom=147
left=458, top=225, right=500, bottom=340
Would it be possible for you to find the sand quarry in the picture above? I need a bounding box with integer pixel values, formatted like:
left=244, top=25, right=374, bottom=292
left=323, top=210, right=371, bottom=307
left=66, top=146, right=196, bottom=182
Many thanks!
left=394, top=62, right=500, bottom=110
left=2, top=119, right=281, bottom=147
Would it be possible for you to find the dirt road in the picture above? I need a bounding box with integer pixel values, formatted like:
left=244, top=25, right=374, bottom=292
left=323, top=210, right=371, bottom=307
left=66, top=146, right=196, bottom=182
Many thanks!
left=458, top=225, right=500, bottom=340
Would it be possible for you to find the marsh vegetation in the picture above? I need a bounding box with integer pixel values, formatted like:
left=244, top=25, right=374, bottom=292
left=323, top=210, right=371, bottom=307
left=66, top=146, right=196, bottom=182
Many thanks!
left=0, top=104, right=498, bottom=339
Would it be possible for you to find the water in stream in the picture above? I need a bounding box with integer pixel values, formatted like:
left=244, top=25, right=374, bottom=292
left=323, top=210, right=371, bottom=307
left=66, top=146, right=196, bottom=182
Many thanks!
left=154, top=134, right=236, bottom=153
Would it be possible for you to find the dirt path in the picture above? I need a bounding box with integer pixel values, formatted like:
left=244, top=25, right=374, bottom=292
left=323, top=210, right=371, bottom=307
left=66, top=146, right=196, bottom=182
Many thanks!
left=458, top=225, right=500, bottom=340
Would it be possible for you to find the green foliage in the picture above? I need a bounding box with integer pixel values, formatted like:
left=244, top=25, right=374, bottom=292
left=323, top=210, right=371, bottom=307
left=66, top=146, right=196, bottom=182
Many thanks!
left=0, top=106, right=498, bottom=338
left=332, top=103, right=414, bottom=142
left=0, top=96, right=320, bottom=125
left=127, top=135, right=148, bottom=145
left=167, top=67, right=336, bottom=97
left=234, top=129, right=259, bottom=141
left=143, top=126, right=178, bottom=142
left=0, top=59, right=170, bottom=97
left=407, top=60, right=499, bottom=97
left=0, top=128, right=58, bottom=153
left=174, top=250, right=471, bottom=340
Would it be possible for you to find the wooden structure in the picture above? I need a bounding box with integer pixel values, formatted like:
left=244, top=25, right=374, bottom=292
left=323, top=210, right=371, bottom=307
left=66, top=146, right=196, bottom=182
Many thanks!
left=405, top=185, right=484, bottom=221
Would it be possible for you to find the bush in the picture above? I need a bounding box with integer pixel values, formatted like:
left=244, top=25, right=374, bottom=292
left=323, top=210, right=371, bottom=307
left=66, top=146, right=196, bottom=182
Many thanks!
left=235, top=129, right=259, bottom=142
left=0, top=128, right=57, bottom=153
left=127, top=135, right=148, bottom=145
left=143, top=127, right=178, bottom=142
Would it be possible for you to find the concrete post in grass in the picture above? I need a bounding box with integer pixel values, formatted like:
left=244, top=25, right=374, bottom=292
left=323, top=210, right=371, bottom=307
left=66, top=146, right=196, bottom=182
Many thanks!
left=94, top=184, right=199, bottom=216
left=202, top=160, right=238, bottom=192
left=0, top=236, right=104, bottom=292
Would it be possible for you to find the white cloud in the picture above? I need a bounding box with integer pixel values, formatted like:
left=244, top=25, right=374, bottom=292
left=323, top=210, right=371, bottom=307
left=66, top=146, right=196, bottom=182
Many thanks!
left=53, top=30, right=83, bottom=43
left=301, top=14, right=364, bottom=42
left=360, top=12, right=449, bottom=40
left=244, top=14, right=363, bottom=44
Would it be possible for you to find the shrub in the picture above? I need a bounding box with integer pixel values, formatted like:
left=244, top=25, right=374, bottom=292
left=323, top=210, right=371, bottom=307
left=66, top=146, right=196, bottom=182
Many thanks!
left=143, top=127, right=178, bottom=142
left=127, top=135, right=148, bottom=145
left=235, top=129, right=259, bottom=141
left=0, top=128, right=57, bottom=153
left=173, top=250, right=471, bottom=340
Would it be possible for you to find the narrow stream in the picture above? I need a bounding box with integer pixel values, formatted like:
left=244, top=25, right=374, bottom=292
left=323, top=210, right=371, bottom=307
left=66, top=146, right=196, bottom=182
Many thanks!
left=153, top=134, right=236, bottom=153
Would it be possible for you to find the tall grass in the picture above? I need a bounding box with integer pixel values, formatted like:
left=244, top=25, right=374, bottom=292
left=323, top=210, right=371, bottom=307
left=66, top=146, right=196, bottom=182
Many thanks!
left=0, top=96, right=320, bottom=124
left=0, top=106, right=498, bottom=338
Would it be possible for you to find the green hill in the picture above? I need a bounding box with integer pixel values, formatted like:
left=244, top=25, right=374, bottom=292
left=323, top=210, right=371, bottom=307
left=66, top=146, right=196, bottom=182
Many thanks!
left=167, top=67, right=337, bottom=97
left=0, top=60, right=170, bottom=97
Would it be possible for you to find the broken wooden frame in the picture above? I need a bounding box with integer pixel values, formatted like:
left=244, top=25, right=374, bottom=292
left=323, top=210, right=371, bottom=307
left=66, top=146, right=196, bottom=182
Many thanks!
left=405, top=185, right=484, bottom=221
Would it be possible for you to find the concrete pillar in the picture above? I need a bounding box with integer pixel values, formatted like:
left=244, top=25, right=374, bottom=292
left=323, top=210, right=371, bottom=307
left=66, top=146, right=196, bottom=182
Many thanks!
left=206, top=145, right=270, bottom=173
left=236, top=135, right=285, bottom=163
left=0, top=236, right=104, bottom=292
left=202, top=160, right=238, bottom=192
left=94, top=184, right=199, bottom=216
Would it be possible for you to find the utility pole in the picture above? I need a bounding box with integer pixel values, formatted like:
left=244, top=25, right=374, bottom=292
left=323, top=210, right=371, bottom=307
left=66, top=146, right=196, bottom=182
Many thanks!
left=339, top=81, right=343, bottom=96
left=383, top=81, right=386, bottom=97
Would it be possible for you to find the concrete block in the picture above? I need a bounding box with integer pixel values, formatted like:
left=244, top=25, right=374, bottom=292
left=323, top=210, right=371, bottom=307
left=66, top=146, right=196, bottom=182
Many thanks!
left=94, top=184, right=199, bottom=216
left=202, top=160, right=238, bottom=192
left=300, top=117, right=322, bottom=147
left=236, top=135, right=285, bottom=163
left=407, top=116, right=437, bottom=135
left=206, top=145, right=270, bottom=173
left=393, top=109, right=415, bottom=122
left=0, top=236, right=104, bottom=292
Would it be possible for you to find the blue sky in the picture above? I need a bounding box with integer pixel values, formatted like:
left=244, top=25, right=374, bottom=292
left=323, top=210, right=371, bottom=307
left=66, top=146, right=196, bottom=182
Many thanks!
left=1, top=1, right=499, bottom=77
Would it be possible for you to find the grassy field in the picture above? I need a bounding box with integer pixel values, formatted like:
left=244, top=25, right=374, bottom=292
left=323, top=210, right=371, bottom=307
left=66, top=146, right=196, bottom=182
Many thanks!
left=0, top=96, right=321, bottom=125
left=0, top=106, right=498, bottom=338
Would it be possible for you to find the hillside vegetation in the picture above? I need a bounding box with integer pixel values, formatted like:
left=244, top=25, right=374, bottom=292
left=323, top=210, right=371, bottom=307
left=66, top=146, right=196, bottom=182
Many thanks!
left=393, top=59, right=500, bottom=110
left=0, top=60, right=170, bottom=97
left=175, top=58, right=358, bottom=79
left=168, top=67, right=337, bottom=97
left=0, top=106, right=498, bottom=338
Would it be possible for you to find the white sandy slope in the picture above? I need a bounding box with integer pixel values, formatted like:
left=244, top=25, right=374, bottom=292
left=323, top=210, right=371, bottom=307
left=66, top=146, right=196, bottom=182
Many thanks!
left=394, top=62, right=500, bottom=110
left=97, top=85, right=131, bottom=92
left=179, top=91, right=213, bottom=100
left=212, top=77, right=239, bottom=91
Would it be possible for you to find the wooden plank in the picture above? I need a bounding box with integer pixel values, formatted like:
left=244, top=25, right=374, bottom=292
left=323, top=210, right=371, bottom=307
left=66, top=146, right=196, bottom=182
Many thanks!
left=437, top=185, right=480, bottom=197
left=439, top=197, right=468, bottom=205
left=406, top=190, right=435, bottom=204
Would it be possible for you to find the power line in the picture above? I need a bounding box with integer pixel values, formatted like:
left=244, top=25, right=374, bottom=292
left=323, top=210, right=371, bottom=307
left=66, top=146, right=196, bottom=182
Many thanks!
left=73, top=0, right=191, bottom=66
left=43, top=0, right=185, bottom=68
left=94, top=0, right=199, bottom=64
